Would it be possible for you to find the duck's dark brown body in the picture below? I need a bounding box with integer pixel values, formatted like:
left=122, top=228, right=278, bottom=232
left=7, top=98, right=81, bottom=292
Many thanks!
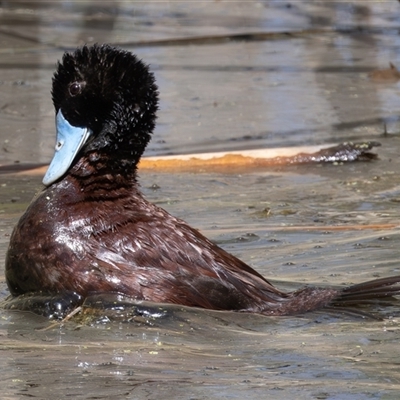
left=6, top=155, right=339, bottom=316
left=5, top=45, right=400, bottom=318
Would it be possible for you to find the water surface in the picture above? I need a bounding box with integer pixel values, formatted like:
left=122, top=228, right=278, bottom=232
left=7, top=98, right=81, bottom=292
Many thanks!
left=1, top=1, right=400, bottom=399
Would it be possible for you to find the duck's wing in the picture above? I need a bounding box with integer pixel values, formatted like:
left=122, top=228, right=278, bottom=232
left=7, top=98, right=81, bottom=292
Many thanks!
left=88, top=204, right=289, bottom=313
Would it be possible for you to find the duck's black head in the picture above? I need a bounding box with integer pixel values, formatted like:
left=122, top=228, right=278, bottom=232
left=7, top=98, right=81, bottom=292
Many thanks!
left=43, top=44, right=158, bottom=185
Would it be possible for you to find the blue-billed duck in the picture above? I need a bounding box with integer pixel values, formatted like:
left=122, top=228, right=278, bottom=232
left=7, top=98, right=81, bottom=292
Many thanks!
left=5, top=44, right=400, bottom=318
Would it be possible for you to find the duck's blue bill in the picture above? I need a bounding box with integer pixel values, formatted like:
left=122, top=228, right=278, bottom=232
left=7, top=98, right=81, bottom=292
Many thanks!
left=42, top=110, right=92, bottom=186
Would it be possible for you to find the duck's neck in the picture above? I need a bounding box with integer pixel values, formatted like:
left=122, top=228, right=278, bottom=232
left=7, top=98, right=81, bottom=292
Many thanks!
left=69, top=150, right=139, bottom=199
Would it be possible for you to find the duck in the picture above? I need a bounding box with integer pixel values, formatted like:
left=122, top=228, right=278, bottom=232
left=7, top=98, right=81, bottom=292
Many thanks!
left=5, top=44, right=400, bottom=318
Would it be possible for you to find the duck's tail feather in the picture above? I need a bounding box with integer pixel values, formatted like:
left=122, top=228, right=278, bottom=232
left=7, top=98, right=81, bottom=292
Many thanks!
left=335, top=275, right=400, bottom=306
left=271, top=275, right=400, bottom=317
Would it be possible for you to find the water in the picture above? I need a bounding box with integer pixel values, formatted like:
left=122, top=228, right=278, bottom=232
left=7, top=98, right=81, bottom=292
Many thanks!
left=1, top=1, right=400, bottom=399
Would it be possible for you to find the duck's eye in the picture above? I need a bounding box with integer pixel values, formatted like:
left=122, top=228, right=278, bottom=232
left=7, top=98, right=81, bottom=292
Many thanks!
left=68, top=82, right=83, bottom=97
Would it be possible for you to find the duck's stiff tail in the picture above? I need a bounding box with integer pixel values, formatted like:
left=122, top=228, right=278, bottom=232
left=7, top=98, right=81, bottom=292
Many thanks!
left=318, top=275, right=400, bottom=318
left=270, top=275, right=400, bottom=317
left=334, top=275, right=400, bottom=307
